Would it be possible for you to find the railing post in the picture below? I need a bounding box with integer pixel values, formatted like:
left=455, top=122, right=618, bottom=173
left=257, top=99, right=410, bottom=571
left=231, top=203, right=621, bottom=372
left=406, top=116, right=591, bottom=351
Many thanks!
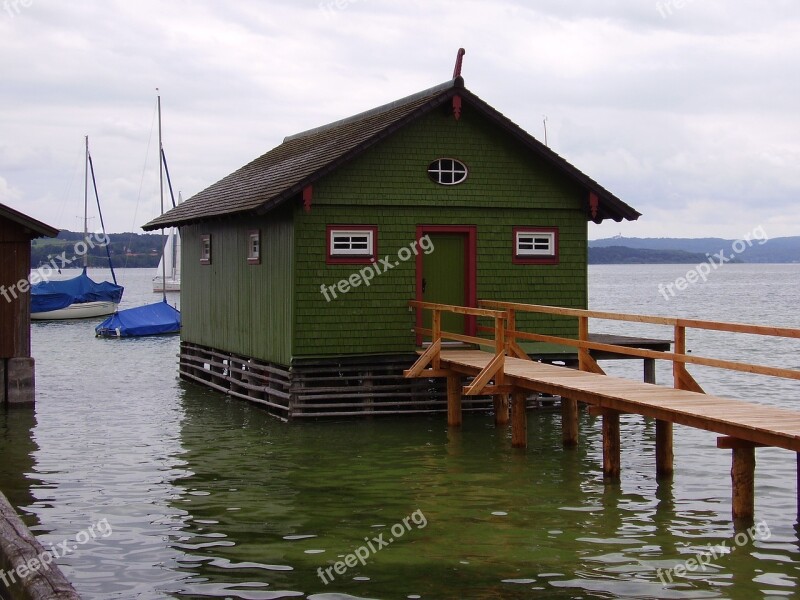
left=578, top=315, right=590, bottom=372
left=506, top=308, right=516, bottom=355
left=673, top=324, right=686, bottom=388
left=432, top=308, right=441, bottom=371
left=493, top=314, right=509, bottom=425
left=494, top=314, right=506, bottom=387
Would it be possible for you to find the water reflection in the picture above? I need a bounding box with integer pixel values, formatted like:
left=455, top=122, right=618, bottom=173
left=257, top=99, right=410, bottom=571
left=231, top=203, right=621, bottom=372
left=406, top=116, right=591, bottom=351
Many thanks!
left=0, top=407, right=39, bottom=523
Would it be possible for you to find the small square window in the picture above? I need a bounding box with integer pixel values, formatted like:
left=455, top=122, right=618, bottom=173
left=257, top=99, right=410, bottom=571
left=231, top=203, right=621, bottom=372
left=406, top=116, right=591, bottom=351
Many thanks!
left=326, top=226, right=377, bottom=264
left=200, top=234, right=212, bottom=265
left=513, top=227, right=558, bottom=264
left=247, top=230, right=260, bottom=265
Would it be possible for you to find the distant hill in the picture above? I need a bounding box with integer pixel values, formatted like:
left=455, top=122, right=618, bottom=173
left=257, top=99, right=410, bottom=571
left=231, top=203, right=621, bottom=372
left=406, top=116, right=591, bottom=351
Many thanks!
left=31, top=230, right=164, bottom=268
left=589, top=235, right=799, bottom=263
left=589, top=246, right=712, bottom=264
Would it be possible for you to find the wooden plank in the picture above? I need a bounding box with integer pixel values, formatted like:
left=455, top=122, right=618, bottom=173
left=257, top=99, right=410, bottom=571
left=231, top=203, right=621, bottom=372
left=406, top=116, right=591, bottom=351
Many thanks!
left=409, top=300, right=507, bottom=319
left=717, top=437, right=769, bottom=449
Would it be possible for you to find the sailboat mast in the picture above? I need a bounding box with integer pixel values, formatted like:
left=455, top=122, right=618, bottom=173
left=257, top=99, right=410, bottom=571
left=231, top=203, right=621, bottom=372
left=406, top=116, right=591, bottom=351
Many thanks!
left=84, top=135, right=89, bottom=269
left=158, top=91, right=166, bottom=302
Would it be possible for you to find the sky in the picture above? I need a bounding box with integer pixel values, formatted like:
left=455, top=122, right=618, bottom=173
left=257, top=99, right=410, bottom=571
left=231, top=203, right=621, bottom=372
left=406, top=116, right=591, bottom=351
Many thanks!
left=1, top=0, right=798, bottom=240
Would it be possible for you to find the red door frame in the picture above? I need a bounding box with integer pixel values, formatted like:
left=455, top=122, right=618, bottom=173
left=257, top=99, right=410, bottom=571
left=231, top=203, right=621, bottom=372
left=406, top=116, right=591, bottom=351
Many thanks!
left=415, top=225, right=477, bottom=345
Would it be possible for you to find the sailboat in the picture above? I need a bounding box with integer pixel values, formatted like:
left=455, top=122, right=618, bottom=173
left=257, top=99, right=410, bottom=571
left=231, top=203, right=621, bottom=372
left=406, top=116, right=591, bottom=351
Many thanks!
left=152, top=193, right=181, bottom=292
left=96, top=93, right=180, bottom=338
left=31, top=137, right=124, bottom=320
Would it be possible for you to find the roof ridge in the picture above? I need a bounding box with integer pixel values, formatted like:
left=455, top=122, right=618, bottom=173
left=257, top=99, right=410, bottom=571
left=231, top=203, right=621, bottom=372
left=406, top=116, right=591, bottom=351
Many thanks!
left=283, top=78, right=458, bottom=143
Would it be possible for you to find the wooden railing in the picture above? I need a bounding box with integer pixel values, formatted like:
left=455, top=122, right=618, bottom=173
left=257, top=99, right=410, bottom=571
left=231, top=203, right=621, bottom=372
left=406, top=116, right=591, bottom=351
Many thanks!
left=480, top=301, right=800, bottom=389
left=407, top=301, right=508, bottom=395
left=409, top=300, right=800, bottom=395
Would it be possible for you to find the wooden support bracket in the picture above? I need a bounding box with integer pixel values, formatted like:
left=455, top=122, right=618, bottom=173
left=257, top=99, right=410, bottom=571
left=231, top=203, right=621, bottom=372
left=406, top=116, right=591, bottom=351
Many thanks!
left=581, top=353, right=607, bottom=375
left=404, top=339, right=442, bottom=378
left=463, top=352, right=505, bottom=396
left=507, top=341, right=531, bottom=360
left=676, top=366, right=705, bottom=393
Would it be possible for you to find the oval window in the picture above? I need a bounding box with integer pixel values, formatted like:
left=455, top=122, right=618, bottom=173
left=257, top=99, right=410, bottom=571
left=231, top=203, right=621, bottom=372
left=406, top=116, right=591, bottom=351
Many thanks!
left=428, top=158, right=468, bottom=186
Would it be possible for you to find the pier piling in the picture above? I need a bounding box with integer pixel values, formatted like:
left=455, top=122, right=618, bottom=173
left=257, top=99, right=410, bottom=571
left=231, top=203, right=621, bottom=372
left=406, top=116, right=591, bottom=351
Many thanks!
left=447, top=373, right=462, bottom=427
left=511, top=391, right=527, bottom=448
left=656, top=420, right=674, bottom=479
left=562, top=397, right=579, bottom=447
left=602, top=409, right=621, bottom=482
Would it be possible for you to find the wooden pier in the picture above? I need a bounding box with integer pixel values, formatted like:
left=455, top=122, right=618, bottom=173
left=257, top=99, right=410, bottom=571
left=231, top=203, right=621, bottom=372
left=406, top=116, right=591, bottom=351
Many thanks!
left=405, top=300, right=800, bottom=526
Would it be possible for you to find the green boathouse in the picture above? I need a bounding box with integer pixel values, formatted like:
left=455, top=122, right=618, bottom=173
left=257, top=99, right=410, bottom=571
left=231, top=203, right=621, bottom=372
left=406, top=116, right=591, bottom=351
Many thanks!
left=144, top=75, right=640, bottom=419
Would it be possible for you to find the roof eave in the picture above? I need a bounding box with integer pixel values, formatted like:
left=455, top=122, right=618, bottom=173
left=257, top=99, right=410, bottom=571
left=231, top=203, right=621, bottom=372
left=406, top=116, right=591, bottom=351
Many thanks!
left=0, top=203, right=60, bottom=238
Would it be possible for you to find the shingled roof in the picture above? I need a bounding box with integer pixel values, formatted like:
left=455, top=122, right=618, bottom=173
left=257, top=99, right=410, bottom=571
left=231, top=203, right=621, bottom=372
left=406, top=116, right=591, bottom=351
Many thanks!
left=0, top=203, right=59, bottom=239
left=143, top=77, right=639, bottom=230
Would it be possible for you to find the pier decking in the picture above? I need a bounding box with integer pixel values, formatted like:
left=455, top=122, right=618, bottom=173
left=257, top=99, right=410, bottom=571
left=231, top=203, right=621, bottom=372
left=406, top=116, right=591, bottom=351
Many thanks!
left=405, top=300, right=800, bottom=526
left=437, top=349, right=800, bottom=452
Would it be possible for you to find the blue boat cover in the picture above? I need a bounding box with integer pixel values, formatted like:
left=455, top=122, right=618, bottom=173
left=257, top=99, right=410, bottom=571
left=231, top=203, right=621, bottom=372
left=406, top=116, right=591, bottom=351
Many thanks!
left=95, top=300, right=180, bottom=337
left=31, top=268, right=124, bottom=313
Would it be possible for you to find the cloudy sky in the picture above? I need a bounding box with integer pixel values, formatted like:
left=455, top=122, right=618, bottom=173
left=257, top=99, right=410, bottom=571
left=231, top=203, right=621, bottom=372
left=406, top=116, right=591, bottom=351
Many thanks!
left=1, top=0, right=798, bottom=239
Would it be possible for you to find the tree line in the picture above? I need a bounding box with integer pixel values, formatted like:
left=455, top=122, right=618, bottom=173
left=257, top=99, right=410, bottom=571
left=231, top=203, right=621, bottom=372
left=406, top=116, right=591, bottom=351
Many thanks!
left=31, top=230, right=166, bottom=268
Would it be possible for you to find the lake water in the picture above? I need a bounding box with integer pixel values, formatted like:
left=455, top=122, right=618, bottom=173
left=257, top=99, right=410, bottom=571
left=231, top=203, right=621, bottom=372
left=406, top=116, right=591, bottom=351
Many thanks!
left=2, top=264, right=800, bottom=599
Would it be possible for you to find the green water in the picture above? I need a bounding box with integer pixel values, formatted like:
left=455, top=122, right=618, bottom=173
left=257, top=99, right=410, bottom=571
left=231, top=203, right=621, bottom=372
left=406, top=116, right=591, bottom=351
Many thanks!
left=2, top=266, right=800, bottom=598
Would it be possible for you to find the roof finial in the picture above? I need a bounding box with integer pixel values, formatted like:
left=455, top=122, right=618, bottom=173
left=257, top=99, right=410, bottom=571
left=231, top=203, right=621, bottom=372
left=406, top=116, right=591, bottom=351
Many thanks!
left=452, top=48, right=466, bottom=79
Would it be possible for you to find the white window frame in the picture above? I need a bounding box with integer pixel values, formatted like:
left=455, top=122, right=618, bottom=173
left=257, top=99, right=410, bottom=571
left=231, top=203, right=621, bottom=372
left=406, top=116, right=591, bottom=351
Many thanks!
left=247, top=230, right=260, bottom=265
left=329, top=229, right=375, bottom=258
left=428, top=158, right=468, bottom=186
left=515, top=230, right=556, bottom=257
left=200, top=234, right=212, bottom=265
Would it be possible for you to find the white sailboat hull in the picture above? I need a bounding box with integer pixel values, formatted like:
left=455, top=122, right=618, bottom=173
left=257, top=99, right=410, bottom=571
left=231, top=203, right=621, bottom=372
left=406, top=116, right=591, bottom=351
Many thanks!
left=152, top=277, right=180, bottom=293
left=31, top=301, right=119, bottom=320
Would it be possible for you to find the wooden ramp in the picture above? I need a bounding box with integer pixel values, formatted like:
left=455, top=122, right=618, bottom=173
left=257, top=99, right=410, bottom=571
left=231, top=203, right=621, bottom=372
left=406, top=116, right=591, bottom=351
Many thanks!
left=441, top=349, right=800, bottom=452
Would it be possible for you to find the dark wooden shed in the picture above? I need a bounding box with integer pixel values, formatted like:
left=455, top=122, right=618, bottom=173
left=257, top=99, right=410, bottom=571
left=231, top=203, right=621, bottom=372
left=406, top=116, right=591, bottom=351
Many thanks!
left=0, top=203, right=59, bottom=406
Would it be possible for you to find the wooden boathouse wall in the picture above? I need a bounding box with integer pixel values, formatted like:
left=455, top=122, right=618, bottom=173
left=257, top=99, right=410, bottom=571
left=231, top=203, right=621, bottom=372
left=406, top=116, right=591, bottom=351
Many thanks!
left=0, top=204, right=58, bottom=407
